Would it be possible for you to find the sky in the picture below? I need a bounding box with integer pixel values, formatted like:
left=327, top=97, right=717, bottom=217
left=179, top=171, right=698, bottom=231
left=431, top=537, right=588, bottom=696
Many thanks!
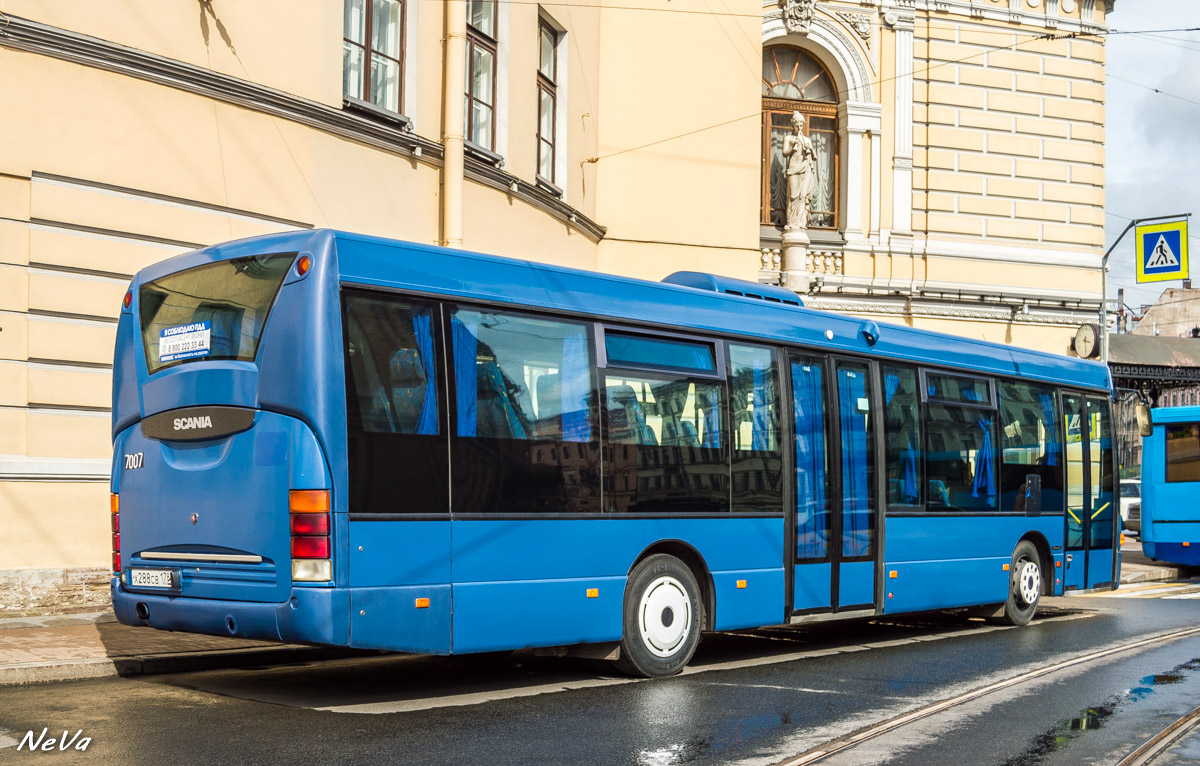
left=1104, top=1, right=1200, bottom=316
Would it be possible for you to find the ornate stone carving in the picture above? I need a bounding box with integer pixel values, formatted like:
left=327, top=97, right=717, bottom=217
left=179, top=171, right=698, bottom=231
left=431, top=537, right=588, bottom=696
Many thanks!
left=777, top=0, right=818, bottom=34
left=835, top=11, right=872, bottom=47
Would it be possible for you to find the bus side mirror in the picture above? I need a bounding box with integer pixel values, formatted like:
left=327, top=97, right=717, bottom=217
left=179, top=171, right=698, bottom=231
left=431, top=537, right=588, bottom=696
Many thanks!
left=1136, top=403, right=1153, bottom=437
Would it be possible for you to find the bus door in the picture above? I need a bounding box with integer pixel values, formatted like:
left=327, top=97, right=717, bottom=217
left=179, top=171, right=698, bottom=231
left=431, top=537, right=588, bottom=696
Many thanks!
left=1062, top=394, right=1118, bottom=590
left=790, top=355, right=879, bottom=614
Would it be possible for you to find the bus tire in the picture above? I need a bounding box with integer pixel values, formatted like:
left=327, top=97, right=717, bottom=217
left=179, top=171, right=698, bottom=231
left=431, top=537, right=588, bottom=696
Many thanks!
left=615, top=554, right=703, bottom=678
left=1000, top=541, right=1042, bottom=626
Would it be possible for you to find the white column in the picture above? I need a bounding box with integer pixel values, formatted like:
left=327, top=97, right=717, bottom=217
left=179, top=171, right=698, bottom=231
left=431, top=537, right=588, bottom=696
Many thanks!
left=841, top=102, right=882, bottom=241
left=886, top=9, right=915, bottom=238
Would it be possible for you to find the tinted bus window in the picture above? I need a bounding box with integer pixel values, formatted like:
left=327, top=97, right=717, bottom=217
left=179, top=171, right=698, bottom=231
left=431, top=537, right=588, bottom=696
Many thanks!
left=1166, top=424, right=1200, bottom=483
left=343, top=291, right=448, bottom=515
left=450, top=308, right=600, bottom=514
left=925, top=395, right=998, bottom=511
left=139, top=253, right=294, bottom=374
left=998, top=381, right=1064, bottom=513
left=603, top=370, right=727, bottom=514
left=729, top=344, right=783, bottom=513
left=883, top=365, right=922, bottom=511
left=605, top=332, right=716, bottom=374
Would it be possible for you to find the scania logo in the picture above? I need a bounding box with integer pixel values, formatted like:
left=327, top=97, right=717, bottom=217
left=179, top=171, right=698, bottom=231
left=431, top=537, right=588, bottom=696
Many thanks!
left=173, top=416, right=213, bottom=431
left=190, top=513, right=198, bottom=526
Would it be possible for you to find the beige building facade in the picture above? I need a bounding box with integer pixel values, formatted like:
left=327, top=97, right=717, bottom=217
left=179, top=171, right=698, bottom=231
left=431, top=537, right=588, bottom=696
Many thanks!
left=0, top=0, right=1111, bottom=596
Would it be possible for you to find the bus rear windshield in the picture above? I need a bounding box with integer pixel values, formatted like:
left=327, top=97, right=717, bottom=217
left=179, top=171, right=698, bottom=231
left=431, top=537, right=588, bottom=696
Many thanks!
left=138, top=253, right=295, bottom=374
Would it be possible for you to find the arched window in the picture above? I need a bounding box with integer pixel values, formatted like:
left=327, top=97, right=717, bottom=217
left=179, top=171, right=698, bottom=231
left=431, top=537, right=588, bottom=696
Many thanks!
left=762, top=47, right=838, bottom=230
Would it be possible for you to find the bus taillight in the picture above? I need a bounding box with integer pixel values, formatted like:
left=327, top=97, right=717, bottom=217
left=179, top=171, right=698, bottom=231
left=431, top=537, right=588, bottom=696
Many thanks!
left=289, top=490, right=331, bottom=582
left=110, top=493, right=121, bottom=574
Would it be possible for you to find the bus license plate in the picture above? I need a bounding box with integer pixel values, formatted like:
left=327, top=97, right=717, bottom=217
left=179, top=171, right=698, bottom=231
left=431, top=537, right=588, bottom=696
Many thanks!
left=128, top=568, right=176, bottom=589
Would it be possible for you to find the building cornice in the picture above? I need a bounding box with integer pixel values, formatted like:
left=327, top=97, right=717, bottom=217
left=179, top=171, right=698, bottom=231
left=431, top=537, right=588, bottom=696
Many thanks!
left=0, top=14, right=606, bottom=242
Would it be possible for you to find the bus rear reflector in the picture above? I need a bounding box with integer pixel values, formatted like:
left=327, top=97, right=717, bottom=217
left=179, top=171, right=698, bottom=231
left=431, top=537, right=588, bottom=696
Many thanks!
left=289, top=490, right=330, bottom=513
left=292, top=536, right=330, bottom=559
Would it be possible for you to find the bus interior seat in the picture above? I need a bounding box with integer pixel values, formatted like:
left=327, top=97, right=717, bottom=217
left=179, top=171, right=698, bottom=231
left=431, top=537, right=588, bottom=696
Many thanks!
left=606, top=385, right=658, bottom=446
left=389, top=349, right=427, bottom=434
left=477, top=362, right=527, bottom=439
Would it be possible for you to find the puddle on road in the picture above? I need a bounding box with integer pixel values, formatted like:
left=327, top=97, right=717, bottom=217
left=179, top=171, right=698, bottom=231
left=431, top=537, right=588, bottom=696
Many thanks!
left=999, top=657, right=1200, bottom=765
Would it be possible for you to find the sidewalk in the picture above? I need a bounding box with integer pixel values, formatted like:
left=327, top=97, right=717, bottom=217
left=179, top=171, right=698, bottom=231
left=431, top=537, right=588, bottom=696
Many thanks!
left=0, top=610, right=364, bottom=686
left=3, top=549, right=1196, bottom=687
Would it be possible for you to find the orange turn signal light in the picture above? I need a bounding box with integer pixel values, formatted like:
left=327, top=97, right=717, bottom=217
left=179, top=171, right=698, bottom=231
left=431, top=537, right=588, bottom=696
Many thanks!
left=1003, top=563, right=1010, bottom=571
left=736, top=580, right=747, bottom=589
left=289, top=490, right=329, bottom=513
left=889, top=571, right=898, bottom=579
left=110, top=493, right=119, bottom=514
left=415, top=598, right=430, bottom=609
left=297, top=255, right=311, bottom=276
left=586, top=588, right=599, bottom=598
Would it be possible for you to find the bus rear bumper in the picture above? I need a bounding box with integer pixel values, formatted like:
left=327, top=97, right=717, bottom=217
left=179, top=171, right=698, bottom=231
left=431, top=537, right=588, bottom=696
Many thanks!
left=111, top=578, right=350, bottom=646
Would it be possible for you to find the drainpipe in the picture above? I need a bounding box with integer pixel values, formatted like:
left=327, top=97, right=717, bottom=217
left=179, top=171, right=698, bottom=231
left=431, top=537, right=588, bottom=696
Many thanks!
left=442, top=0, right=466, bottom=248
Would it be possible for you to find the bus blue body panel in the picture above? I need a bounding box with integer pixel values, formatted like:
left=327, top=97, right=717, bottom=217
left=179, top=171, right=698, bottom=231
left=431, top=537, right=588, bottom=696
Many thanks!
left=1142, top=406, right=1200, bottom=567
left=883, top=516, right=1065, bottom=613
left=449, top=518, right=785, bottom=653
left=112, top=409, right=329, bottom=604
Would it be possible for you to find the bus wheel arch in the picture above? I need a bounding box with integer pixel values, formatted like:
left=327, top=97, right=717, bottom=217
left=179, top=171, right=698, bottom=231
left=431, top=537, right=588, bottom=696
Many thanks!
left=628, top=540, right=715, bottom=631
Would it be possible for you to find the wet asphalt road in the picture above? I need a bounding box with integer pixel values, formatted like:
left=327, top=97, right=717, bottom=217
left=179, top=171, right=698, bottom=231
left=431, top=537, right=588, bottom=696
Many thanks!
left=1, top=596, right=1199, bottom=766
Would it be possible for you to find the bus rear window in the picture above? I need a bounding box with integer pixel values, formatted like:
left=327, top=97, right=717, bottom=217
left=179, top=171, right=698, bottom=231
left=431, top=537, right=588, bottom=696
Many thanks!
left=138, top=253, right=295, bottom=374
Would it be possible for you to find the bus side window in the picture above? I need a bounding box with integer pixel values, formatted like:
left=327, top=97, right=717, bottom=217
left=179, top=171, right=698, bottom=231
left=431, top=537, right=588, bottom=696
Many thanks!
left=341, top=291, right=447, bottom=516
left=883, top=365, right=922, bottom=512
left=998, top=380, right=1064, bottom=514
left=449, top=308, right=600, bottom=515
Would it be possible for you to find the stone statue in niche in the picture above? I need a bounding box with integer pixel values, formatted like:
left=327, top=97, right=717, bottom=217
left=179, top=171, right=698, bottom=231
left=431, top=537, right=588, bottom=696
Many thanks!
left=782, top=111, right=817, bottom=231
left=778, top=0, right=818, bottom=34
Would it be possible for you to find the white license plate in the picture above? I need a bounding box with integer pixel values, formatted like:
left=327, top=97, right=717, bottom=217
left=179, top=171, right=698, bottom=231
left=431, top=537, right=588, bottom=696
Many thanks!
left=128, top=568, right=176, bottom=589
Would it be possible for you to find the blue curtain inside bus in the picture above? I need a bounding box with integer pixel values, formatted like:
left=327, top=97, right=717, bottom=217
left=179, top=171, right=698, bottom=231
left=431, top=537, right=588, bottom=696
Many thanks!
left=412, top=309, right=438, bottom=435
left=792, top=361, right=826, bottom=559
left=751, top=364, right=768, bottom=450
left=560, top=331, right=591, bottom=442
left=1038, top=393, right=1059, bottom=466
left=884, top=373, right=919, bottom=502
left=962, top=388, right=996, bottom=498
left=452, top=316, right=478, bottom=437
left=838, top=368, right=870, bottom=558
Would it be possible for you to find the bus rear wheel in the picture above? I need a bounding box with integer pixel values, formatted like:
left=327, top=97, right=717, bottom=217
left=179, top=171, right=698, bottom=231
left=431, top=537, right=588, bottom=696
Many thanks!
left=615, top=554, right=703, bottom=678
left=1000, top=541, right=1042, bottom=626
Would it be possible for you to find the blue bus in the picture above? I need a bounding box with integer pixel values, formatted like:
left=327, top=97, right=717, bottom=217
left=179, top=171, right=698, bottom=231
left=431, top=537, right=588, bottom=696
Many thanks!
left=110, top=230, right=1118, bottom=677
left=1139, top=405, right=1200, bottom=566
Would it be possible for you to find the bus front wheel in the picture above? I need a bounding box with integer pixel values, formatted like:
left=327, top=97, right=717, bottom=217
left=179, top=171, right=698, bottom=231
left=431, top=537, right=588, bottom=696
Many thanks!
left=615, top=554, right=703, bottom=678
left=1000, top=541, right=1042, bottom=626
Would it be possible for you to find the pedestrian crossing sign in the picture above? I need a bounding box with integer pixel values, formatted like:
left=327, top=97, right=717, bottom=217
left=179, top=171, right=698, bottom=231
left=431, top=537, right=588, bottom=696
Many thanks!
left=1136, top=220, right=1189, bottom=284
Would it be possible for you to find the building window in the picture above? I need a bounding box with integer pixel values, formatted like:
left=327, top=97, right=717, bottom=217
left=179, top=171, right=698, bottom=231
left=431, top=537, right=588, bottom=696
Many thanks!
left=466, top=0, right=498, bottom=151
left=536, top=19, right=558, bottom=184
left=343, top=0, right=405, bottom=114
left=762, top=46, right=838, bottom=229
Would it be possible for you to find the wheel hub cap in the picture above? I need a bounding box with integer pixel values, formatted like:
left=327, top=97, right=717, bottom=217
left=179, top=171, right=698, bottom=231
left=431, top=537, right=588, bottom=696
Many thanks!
left=1017, top=560, right=1041, bottom=606
left=638, top=576, right=691, bottom=657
